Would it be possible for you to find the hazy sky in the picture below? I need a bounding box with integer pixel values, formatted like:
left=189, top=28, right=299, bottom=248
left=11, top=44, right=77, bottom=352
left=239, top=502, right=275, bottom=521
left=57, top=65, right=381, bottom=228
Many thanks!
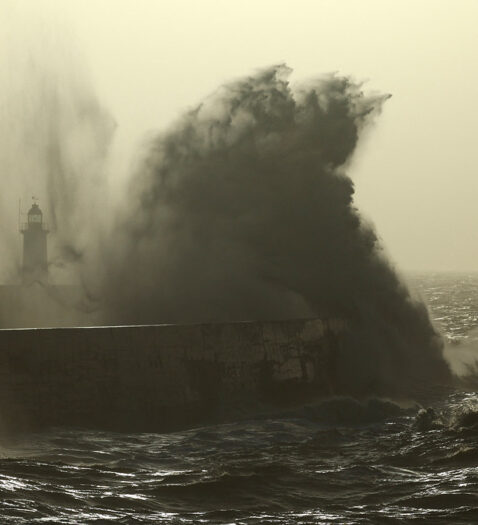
left=3, top=0, right=478, bottom=272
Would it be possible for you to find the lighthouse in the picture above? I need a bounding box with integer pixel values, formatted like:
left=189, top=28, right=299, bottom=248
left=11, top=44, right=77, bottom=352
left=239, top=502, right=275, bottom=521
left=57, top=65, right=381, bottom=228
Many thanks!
left=21, top=201, right=49, bottom=285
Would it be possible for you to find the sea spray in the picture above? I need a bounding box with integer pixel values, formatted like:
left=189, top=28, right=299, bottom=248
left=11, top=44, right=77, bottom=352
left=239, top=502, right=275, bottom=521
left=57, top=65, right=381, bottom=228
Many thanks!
left=0, top=8, right=114, bottom=312
left=102, top=65, right=451, bottom=395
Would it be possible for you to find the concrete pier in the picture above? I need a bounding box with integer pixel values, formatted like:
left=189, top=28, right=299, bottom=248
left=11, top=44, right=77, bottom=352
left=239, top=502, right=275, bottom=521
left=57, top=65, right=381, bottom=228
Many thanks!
left=0, top=318, right=346, bottom=433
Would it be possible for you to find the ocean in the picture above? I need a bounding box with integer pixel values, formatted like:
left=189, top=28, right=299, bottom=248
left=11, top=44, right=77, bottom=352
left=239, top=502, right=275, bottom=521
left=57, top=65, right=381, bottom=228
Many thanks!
left=1, top=273, right=477, bottom=524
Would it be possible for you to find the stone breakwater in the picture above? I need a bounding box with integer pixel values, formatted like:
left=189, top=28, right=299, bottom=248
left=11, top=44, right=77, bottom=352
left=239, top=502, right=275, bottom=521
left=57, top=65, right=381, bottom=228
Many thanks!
left=0, top=318, right=346, bottom=433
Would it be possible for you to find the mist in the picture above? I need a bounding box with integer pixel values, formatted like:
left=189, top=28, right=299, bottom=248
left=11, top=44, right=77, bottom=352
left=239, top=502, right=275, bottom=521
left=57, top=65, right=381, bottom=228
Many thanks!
left=0, top=11, right=113, bottom=304
left=444, top=330, right=478, bottom=378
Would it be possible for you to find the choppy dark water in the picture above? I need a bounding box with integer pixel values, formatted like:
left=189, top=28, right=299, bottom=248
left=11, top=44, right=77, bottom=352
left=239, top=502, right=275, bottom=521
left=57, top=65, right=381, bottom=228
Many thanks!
left=1, top=273, right=478, bottom=524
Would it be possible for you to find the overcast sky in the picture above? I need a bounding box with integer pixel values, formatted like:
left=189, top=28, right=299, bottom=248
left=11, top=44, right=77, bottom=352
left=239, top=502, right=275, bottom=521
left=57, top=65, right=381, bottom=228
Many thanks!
left=3, top=0, right=478, bottom=272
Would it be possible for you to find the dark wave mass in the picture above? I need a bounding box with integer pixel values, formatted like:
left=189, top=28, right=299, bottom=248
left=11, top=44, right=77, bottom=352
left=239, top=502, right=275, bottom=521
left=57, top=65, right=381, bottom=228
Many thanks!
left=100, top=65, right=450, bottom=396
left=105, top=65, right=394, bottom=328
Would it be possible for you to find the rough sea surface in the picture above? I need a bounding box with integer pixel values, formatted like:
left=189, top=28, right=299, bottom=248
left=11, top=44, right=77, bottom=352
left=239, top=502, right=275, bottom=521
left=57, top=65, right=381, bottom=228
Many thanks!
left=1, top=273, right=478, bottom=524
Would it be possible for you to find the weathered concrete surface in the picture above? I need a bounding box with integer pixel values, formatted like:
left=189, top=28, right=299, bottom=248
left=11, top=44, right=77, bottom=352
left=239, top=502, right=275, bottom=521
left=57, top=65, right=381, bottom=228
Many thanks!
left=0, top=318, right=346, bottom=433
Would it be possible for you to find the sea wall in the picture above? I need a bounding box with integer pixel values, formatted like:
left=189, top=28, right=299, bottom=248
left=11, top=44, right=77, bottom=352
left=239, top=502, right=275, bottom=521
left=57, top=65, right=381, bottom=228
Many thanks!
left=0, top=318, right=346, bottom=433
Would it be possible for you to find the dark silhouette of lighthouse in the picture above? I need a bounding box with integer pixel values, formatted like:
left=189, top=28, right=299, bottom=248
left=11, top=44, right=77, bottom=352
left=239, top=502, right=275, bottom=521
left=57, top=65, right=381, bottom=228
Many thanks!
left=21, top=201, right=49, bottom=285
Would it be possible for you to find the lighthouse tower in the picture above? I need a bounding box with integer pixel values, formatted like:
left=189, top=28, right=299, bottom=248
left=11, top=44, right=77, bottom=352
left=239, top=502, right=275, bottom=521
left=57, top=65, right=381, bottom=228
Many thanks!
left=21, top=202, right=49, bottom=285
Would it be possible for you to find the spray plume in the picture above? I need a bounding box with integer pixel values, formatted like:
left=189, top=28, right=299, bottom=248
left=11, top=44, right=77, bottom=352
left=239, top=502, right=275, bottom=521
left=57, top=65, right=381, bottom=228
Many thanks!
left=99, top=65, right=450, bottom=395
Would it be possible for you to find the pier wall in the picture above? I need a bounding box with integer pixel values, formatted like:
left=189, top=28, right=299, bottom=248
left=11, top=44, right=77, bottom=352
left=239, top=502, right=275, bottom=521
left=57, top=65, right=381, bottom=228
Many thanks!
left=0, top=318, right=346, bottom=432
